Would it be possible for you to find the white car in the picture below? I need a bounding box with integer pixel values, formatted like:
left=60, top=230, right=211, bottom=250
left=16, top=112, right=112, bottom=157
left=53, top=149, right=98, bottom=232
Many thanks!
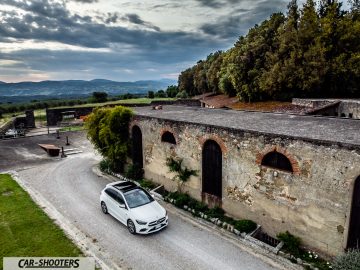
left=100, top=181, right=168, bottom=234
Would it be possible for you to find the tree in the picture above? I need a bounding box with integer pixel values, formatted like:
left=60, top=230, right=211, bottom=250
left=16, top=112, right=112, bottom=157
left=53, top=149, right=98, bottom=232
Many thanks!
left=165, top=85, right=179, bottom=98
left=205, top=51, right=223, bottom=93
left=148, top=91, right=155, bottom=99
left=91, top=92, right=108, bottom=103
left=155, top=90, right=167, bottom=98
left=178, top=67, right=195, bottom=96
left=86, top=106, right=133, bottom=172
left=177, top=0, right=359, bottom=101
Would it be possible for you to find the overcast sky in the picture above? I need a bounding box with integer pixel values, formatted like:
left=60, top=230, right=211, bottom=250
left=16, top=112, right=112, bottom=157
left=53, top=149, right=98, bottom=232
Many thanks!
left=0, top=0, right=350, bottom=83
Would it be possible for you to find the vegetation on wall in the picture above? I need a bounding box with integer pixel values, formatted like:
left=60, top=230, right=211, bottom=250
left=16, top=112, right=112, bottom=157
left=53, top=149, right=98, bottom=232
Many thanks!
left=178, top=0, right=360, bottom=101
left=166, top=157, right=198, bottom=191
left=86, top=106, right=133, bottom=172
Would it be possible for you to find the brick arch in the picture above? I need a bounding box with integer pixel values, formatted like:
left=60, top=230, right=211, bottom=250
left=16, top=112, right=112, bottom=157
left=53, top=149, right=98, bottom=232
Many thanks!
left=160, top=127, right=179, bottom=144
left=255, top=146, right=300, bottom=175
left=199, top=135, right=227, bottom=154
left=129, top=120, right=143, bottom=135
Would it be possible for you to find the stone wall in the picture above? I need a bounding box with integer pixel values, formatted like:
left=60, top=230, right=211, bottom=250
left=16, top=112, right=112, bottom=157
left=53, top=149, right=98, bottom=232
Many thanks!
left=46, top=99, right=200, bottom=126
left=293, top=98, right=360, bottom=119
left=339, top=101, right=360, bottom=119
left=132, top=116, right=360, bottom=256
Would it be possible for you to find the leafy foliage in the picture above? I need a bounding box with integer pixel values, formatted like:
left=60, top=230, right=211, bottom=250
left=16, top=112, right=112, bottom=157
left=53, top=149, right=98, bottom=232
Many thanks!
left=137, top=179, right=157, bottom=190
left=148, top=91, right=155, bottom=99
left=178, top=0, right=360, bottom=101
left=86, top=106, right=133, bottom=172
left=277, top=231, right=302, bottom=257
left=234, top=220, right=257, bottom=233
left=99, top=159, right=113, bottom=173
left=165, top=85, right=179, bottom=98
left=91, top=91, right=108, bottom=103
left=166, top=157, right=198, bottom=183
left=332, top=249, right=360, bottom=270
left=125, top=163, right=144, bottom=181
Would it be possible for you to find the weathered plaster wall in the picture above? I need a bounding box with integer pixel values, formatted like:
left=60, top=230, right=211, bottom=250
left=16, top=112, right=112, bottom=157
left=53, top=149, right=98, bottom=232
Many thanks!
left=339, top=101, right=360, bottom=119
left=132, top=116, right=360, bottom=256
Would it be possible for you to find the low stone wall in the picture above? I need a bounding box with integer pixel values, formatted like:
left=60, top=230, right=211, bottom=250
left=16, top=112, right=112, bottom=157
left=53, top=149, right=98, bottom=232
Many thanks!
left=292, top=98, right=336, bottom=108
left=46, top=99, right=201, bottom=126
left=0, top=118, right=16, bottom=135
left=294, top=98, right=360, bottom=119
left=339, top=100, right=360, bottom=119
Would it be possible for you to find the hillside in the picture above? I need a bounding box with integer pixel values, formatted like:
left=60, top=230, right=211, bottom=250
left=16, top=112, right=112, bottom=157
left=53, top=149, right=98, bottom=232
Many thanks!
left=0, top=79, right=176, bottom=102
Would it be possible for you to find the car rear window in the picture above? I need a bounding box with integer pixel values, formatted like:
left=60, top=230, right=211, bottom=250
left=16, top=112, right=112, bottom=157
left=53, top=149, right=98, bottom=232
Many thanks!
left=123, top=188, right=154, bottom=208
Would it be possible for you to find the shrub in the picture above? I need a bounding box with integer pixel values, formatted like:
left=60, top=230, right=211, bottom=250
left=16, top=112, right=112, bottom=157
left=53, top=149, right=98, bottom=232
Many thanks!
left=332, top=249, right=360, bottom=270
left=138, top=179, right=156, bottom=190
left=174, top=193, right=191, bottom=208
left=205, top=207, right=225, bottom=219
left=125, top=164, right=144, bottom=181
left=99, top=159, right=112, bottom=173
left=277, top=231, right=301, bottom=257
left=234, top=220, right=257, bottom=233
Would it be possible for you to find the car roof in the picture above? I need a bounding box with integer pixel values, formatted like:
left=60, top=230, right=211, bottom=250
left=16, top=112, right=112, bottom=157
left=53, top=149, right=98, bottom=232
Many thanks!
left=111, top=181, right=139, bottom=193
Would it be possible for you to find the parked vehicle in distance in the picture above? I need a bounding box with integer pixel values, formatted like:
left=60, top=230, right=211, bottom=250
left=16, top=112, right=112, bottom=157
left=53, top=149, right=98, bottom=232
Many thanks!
left=100, top=181, right=168, bottom=234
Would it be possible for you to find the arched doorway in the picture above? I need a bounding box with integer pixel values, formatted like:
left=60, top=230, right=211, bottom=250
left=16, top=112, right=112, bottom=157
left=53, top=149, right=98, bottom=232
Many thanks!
left=202, top=140, right=222, bottom=206
left=347, top=176, right=360, bottom=249
left=131, top=125, right=143, bottom=168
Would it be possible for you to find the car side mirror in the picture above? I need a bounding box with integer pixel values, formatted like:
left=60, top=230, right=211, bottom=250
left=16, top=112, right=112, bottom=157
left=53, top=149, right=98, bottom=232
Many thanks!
left=119, top=203, right=126, bottom=209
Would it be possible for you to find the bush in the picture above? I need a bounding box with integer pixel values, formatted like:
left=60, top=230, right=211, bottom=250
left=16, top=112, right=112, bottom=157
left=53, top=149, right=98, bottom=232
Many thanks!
left=138, top=179, right=156, bottom=190
left=277, top=231, right=301, bottom=257
left=176, top=91, right=189, bottom=99
left=332, top=249, right=360, bottom=270
left=99, top=159, right=112, bottom=173
left=125, top=164, right=144, bottom=181
left=234, top=220, right=257, bottom=233
left=204, top=207, right=225, bottom=219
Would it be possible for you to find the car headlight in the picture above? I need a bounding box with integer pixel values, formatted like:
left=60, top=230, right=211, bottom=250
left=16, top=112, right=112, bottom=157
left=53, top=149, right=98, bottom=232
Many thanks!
left=136, top=219, right=147, bottom=225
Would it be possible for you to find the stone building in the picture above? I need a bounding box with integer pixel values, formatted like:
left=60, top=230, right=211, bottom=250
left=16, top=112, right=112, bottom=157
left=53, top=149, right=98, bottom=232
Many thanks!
left=130, top=105, right=360, bottom=256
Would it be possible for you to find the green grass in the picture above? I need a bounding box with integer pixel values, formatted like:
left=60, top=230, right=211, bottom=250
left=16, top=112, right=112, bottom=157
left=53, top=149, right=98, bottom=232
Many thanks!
left=53, top=97, right=174, bottom=109
left=0, top=174, right=82, bottom=269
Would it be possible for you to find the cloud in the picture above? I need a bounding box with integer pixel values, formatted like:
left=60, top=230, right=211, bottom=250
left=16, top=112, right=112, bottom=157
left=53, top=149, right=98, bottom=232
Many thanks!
left=122, top=13, right=161, bottom=31
left=0, top=0, right=316, bottom=82
left=68, top=0, right=98, bottom=3
left=200, top=0, right=288, bottom=38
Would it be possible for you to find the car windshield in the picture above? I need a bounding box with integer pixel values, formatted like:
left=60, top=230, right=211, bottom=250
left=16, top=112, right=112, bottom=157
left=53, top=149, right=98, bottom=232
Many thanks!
left=123, top=188, right=154, bottom=208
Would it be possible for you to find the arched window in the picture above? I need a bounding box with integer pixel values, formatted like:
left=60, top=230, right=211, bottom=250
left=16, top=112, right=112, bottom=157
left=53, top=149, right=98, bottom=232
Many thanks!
left=261, top=151, right=293, bottom=173
left=161, top=131, right=176, bottom=144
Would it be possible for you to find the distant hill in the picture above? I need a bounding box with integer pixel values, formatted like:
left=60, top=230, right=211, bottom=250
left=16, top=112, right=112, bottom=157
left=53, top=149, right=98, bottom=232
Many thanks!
left=0, top=79, right=177, bottom=102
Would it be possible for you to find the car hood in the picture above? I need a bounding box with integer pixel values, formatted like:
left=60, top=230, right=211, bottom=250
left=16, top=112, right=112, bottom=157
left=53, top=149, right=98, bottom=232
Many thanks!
left=130, top=201, right=166, bottom=222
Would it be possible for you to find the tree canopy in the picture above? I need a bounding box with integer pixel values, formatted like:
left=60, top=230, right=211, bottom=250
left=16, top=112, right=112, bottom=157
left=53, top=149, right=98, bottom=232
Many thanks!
left=86, top=106, right=133, bottom=172
left=178, top=0, right=360, bottom=101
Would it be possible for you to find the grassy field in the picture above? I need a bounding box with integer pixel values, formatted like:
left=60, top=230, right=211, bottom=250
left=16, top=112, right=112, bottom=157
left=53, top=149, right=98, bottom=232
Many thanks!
left=0, top=174, right=82, bottom=268
left=53, top=97, right=174, bottom=109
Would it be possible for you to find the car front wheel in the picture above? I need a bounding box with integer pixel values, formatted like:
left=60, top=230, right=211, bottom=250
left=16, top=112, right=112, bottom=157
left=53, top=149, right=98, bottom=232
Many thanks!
left=127, top=219, right=136, bottom=234
left=101, top=201, right=108, bottom=214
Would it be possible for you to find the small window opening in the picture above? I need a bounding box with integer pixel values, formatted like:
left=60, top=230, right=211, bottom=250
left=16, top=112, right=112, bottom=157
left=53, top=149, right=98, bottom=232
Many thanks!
left=161, top=131, right=176, bottom=144
left=261, top=151, right=293, bottom=173
left=349, top=113, right=353, bottom=118
left=341, top=113, right=346, bottom=117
